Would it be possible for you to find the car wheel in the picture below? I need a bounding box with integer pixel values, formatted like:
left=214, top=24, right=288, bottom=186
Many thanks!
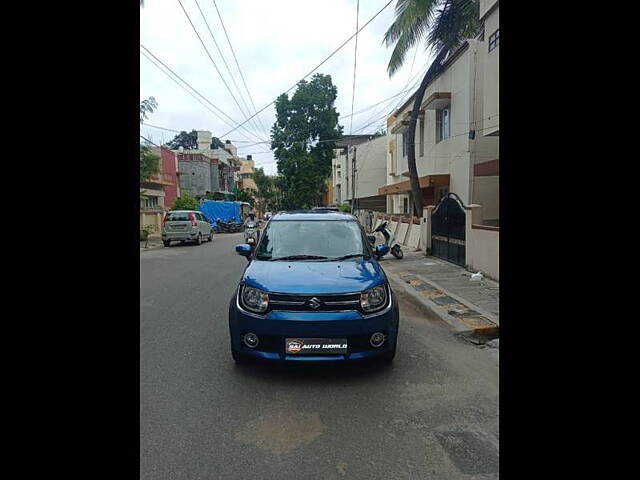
left=232, top=349, right=249, bottom=364
left=208, top=231, right=213, bottom=242
left=163, top=240, right=171, bottom=247
left=195, top=233, right=202, bottom=245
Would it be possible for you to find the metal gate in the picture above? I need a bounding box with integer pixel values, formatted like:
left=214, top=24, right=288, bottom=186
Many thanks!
left=431, top=193, right=466, bottom=266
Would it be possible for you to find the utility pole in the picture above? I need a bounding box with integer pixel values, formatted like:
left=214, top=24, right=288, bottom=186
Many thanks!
left=351, top=146, right=357, bottom=214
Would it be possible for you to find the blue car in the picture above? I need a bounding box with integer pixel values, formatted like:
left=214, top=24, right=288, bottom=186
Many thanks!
left=229, top=210, right=399, bottom=364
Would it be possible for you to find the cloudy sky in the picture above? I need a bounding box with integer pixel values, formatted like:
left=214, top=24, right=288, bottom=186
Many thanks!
left=140, top=0, right=434, bottom=174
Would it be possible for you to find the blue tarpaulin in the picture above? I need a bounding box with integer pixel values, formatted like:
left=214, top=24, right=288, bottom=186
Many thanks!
left=198, top=201, right=242, bottom=228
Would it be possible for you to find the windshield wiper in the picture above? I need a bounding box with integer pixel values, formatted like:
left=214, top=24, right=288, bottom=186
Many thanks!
left=270, top=255, right=330, bottom=261
left=329, top=254, right=366, bottom=261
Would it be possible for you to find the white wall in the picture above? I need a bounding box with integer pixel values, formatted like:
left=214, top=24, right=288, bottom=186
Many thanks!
left=384, top=36, right=499, bottom=221
left=467, top=226, right=499, bottom=281
left=353, top=136, right=387, bottom=200
left=473, top=176, right=499, bottom=220
left=482, top=6, right=499, bottom=136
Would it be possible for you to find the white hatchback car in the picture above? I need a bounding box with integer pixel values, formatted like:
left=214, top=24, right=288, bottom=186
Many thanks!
left=161, top=210, right=213, bottom=247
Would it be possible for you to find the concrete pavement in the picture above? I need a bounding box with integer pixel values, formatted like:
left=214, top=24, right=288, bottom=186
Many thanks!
left=382, top=251, right=499, bottom=338
left=140, top=233, right=499, bottom=479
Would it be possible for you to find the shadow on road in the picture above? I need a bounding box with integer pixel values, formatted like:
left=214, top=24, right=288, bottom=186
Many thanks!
left=230, top=359, right=395, bottom=386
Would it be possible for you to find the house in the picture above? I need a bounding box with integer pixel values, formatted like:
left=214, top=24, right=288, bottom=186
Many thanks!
left=331, top=134, right=377, bottom=206
left=140, top=146, right=179, bottom=210
left=381, top=8, right=499, bottom=225
left=173, top=131, right=240, bottom=200
left=238, top=155, right=257, bottom=192
left=341, top=135, right=387, bottom=212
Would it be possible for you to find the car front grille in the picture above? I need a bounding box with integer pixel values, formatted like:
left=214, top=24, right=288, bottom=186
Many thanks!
left=268, top=292, right=362, bottom=313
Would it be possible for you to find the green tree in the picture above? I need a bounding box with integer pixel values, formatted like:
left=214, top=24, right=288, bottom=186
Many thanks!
left=172, top=192, right=199, bottom=210
left=165, top=129, right=225, bottom=150
left=384, top=0, right=480, bottom=215
left=140, top=96, right=160, bottom=182
left=140, top=96, right=157, bottom=124
left=140, top=145, right=160, bottom=182
left=253, top=167, right=278, bottom=211
left=271, top=73, right=343, bottom=210
left=232, top=187, right=255, bottom=206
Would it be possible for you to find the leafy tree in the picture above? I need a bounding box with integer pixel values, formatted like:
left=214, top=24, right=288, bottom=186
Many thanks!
left=253, top=167, right=278, bottom=211
left=165, top=129, right=225, bottom=150
left=271, top=73, right=343, bottom=210
left=232, top=187, right=255, bottom=206
left=172, top=192, right=199, bottom=211
left=140, top=96, right=160, bottom=182
left=384, top=0, right=480, bottom=215
left=140, top=145, right=160, bottom=182
left=165, top=130, right=198, bottom=150
left=140, top=97, right=157, bottom=124
left=338, top=203, right=351, bottom=213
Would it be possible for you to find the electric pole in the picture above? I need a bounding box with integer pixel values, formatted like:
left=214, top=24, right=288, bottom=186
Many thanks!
left=351, top=146, right=357, bottom=214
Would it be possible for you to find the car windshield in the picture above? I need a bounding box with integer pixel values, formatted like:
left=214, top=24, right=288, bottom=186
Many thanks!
left=255, top=220, right=369, bottom=261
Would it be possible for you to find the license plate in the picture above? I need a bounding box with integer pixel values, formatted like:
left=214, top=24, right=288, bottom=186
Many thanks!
left=285, top=338, right=348, bottom=355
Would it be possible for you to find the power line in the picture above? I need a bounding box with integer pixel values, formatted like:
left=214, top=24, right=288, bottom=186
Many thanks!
left=349, top=0, right=360, bottom=135
left=140, top=45, right=265, bottom=144
left=211, top=0, right=270, bottom=138
left=218, top=0, right=395, bottom=139
left=141, top=50, right=258, bottom=145
left=176, top=0, right=266, bottom=140
left=191, top=0, right=265, bottom=138
left=140, top=134, right=161, bottom=148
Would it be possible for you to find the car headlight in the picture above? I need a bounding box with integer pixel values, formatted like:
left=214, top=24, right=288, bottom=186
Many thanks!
left=360, top=285, right=387, bottom=313
left=241, top=286, right=269, bottom=313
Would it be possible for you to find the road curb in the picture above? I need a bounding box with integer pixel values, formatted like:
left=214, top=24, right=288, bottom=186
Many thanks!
left=386, top=270, right=499, bottom=338
left=140, top=242, right=164, bottom=252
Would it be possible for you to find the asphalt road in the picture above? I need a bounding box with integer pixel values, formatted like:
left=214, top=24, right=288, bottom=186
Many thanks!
left=140, top=232, right=499, bottom=479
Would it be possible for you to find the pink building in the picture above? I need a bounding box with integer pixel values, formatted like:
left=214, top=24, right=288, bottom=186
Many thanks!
left=140, top=147, right=180, bottom=210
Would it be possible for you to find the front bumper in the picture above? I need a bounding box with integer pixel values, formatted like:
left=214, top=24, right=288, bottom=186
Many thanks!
left=228, top=289, right=399, bottom=362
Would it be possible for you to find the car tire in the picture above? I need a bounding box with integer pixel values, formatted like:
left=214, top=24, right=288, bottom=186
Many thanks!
left=195, top=233, right=202, bottom=245
left=391, top=244, right=403, bottom=259
left=380, top=347, right=396, bottom=363
left=163, top=240, right=171, bottom=247
left=231, top=349, right=249, bottom=364
left=208, top=231, right=213, bottom=242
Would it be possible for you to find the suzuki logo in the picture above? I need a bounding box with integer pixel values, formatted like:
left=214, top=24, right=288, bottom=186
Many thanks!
left=308, top=297, right=321, bottom=309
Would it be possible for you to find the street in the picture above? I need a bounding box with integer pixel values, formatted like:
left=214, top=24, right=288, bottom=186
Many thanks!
left=140, top=233, right=499, bottom=479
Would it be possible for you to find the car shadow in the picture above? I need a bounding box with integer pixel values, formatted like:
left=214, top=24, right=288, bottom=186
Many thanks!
left=231, top=358, right=395, bottom=386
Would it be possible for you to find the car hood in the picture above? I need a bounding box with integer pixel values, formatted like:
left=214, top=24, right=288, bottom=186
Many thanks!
left=242, top=259, right=386, bottom=294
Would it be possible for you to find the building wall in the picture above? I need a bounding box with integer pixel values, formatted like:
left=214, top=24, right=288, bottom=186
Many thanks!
left=178, top=158, right=212, bottom=197
left=332, top=148, right=348, bottom=204
left=482, top=5, right=499, bottom=136
left=351, top=136, right=387, bottom=200
left=160, top=148, right=179, bottom=207
left=385, top=38, right=498, bottom=217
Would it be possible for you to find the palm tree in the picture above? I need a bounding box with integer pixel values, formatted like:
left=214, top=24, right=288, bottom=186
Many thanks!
left=384, top=0, right=480, bottom=216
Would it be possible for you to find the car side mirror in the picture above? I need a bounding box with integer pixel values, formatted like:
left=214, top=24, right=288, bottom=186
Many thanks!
left=236, top=244, right=252, bottom=260
left=374, top=244, right=390, bottom=259
left=367, top=235, right=376, bottom=245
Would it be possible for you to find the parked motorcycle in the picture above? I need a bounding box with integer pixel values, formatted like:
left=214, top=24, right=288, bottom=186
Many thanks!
left=373, top=221, right=403, bottom=259
left=244, top=220, right=260, bottom=249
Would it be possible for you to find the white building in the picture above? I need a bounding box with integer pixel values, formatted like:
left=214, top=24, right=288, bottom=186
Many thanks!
left=382, top=0, right=499, bottom=224
left=331, top=135, right=374, bottom=205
